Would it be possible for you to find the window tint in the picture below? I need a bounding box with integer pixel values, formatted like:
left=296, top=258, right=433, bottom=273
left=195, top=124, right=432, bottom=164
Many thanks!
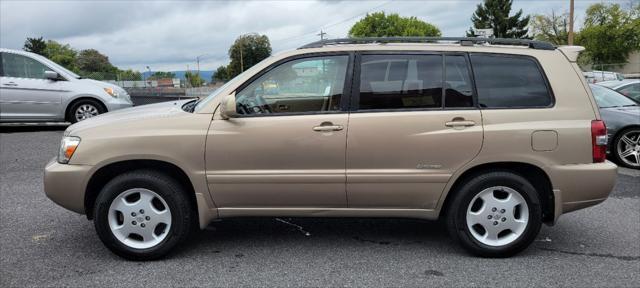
left=359, top=54, right=443, bottom=110
left=591, top=84, right=637, bottom=108
left=236, top=55, right=348, bottom=115
left=618, top=83, right=640, bottom=99
left=470, top=54, right=552, bottom=108
left=444, top=55, right=473, bottom=107
left=1, top=53, right=49, bottom=79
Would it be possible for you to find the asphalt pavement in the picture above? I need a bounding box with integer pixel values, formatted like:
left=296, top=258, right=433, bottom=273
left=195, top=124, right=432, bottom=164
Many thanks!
left=1, top=125, right=638, bottom=287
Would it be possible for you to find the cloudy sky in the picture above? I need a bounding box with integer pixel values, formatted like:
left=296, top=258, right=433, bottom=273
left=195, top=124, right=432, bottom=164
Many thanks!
left=0, top=0, right=631, bottom=72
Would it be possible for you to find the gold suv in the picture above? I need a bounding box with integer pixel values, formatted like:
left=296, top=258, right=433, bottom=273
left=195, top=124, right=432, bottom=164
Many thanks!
left=44, top=37, right=618, bottom=260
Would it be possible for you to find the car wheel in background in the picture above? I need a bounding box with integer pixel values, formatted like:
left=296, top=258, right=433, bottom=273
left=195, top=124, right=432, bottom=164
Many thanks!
left=446, top=171, right=542, bottom=257
left=613, top=127, right=640, bottom=169
left=67, top=99, right=105, bottom=123
left=93, top=170, right=195, bottom=260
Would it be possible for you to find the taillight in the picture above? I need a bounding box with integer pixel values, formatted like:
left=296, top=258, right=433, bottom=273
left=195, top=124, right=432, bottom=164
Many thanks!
left=591, top=120, right=607, bottom=163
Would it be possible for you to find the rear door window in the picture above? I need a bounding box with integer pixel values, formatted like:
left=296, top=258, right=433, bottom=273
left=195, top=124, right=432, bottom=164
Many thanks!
left=358, top=54, right=443, bottom=110
left=470, top=54, right=552, bottom=108
left=444, top=55, right=474, bottom=108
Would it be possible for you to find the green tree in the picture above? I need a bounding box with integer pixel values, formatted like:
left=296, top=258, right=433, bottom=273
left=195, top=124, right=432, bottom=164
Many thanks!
left=23, top=37, right=47, bottom=56
left=118, top=69, right=142, bottom=81
left=185, top=71, right=204, bottom=87
left=530, top=11, right=571, bottom=45
left=76, top=49, right=117, bottom=73
left=227, top=33, right=272, bottom=78
left=466, top=0, right=530, bottom=38
left=148, top=71, right=176, bottom=80
left=348, top=12, right=441, bottom=38
left=44, top=40, right=78, bottom=72
left=213, top=65, right=229, bottom=82
left=576, top=3, right=640, bottom=65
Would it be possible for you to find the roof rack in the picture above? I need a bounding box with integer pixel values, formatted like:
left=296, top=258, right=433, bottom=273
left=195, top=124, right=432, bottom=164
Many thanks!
left=298, top=37, right=556, bottom=50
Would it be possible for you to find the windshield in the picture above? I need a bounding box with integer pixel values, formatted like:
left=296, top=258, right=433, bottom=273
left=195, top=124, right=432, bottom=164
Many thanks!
left=590, top=84, right=637, bottom=108
left=194, top=63, right=265, bottom=112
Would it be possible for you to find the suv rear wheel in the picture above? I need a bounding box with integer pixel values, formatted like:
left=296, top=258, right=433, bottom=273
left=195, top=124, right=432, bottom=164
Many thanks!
left=446, top=171, right=542, bottom=257
left=93, top=170, right=195, bottom=260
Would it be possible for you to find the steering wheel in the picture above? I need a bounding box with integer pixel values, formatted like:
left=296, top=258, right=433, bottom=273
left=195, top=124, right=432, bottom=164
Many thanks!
left=253, top=95, right=272, bottom=114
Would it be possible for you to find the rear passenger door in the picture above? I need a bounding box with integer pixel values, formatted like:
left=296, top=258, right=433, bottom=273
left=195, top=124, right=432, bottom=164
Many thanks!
left=346, top=53, right=483, bottom=209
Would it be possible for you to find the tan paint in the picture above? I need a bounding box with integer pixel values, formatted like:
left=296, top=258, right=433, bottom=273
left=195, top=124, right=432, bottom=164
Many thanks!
left=44, top=42, right=617, bottom=229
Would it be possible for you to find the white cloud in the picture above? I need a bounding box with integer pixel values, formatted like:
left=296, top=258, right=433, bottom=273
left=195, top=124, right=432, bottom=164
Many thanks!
left=0, top=0, right=617, bottom=71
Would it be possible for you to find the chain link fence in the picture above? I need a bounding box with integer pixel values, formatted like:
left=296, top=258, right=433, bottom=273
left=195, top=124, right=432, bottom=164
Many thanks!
left=579, top=61, right=640, bottom=82
left=78, top=71, right=223, bottom=105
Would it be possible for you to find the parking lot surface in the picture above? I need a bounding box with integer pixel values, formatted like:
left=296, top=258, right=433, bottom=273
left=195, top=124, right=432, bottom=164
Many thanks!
left=1, top=126, right=639, bottom=287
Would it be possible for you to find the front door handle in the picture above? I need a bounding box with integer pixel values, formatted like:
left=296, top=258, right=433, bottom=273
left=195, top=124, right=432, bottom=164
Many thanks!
left=313, top=121, right=344, bottom=132
left=445, top=118, right=476, bottom=128
left=2, top=82, right=18, bottom=87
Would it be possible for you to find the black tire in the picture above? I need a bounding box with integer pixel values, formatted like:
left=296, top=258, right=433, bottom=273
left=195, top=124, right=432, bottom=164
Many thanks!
left=93, top=170, right=195, bottom=260
left=66, top=99, right=106, bottom=123
left=445, top=171, right=542, bottom=258
left=612, top=127, right=640, bottom=169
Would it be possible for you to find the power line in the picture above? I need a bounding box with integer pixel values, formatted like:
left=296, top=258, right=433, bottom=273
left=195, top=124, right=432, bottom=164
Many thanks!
left=274, top=0, right=392, bottom=43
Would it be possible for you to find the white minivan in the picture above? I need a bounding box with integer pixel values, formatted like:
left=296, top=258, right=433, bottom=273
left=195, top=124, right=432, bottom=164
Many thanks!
left=0, top=48, right=133, bottom=123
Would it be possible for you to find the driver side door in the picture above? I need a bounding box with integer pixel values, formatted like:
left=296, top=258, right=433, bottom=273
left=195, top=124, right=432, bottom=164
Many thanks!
left=205, top=53, right=352, bottom=208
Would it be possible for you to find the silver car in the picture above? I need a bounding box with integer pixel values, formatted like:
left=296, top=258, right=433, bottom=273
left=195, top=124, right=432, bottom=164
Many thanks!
left=0, top=48, right=133, bottom=123
left=597, top=79, right=640, bottom=103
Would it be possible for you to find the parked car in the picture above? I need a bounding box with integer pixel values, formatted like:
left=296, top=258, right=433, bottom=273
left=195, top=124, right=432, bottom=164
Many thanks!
left=583, top=70, right=624, bottom=83
left=0, top=48, right=133, bottom=123
left=44, top=37, right=617, bottom=260
left=597, top=79, right=640, bottom=103
left=590, top=84, right=640, bottom=169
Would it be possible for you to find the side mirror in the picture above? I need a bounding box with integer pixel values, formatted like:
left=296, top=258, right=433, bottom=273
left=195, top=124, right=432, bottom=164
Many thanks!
left=219, top=93, right=238, bottom=119
left=44, top=71, right=59, bottom=81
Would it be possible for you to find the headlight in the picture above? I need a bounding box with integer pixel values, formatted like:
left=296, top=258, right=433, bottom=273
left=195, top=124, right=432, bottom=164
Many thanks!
left=58, top=136, right=81, bottom=164
left=104, top=87, right=119, bottom=98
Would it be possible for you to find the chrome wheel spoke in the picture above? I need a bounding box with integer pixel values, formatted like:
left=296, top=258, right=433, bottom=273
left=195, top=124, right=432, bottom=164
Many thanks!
left=621, top=135, right=636, bottom=147
left=619, top=149, right=634, bottom=158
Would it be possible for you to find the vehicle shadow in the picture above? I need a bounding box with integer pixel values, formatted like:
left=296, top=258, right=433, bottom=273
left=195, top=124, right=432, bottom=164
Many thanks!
left=0, top=123, right=69, bottom=133
left=175, top=217, right=455, bottom=258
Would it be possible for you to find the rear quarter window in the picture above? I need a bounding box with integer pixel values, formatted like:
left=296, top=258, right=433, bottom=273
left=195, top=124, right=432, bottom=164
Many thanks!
left=470, top=54, right=552, bottom=108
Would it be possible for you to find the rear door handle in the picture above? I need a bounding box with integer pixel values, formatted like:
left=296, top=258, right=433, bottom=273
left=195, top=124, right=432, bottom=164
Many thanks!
left=313, top=122, right=344, bottom=132
left=2, top=82, right=18, bottom=87
left=445, top=118, right=476, bottom=128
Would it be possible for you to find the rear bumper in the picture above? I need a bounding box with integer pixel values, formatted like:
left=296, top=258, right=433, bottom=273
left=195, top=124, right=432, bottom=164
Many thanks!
left=549, top=160, right=618, bottom=222
left=43, top=158, right=92, bottom=214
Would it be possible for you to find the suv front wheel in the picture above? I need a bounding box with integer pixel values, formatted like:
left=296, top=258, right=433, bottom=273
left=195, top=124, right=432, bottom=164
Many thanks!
left=93, top=170, right=195, bottom=260
left=446, top=171, right=542, bottom=257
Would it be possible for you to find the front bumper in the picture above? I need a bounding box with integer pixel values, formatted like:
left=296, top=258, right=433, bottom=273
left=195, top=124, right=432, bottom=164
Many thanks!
left=44, top=158, right=93, bottom=214
left=550, top=160, right=618, bottom=221
left=105, top=98, right=134, bottom=111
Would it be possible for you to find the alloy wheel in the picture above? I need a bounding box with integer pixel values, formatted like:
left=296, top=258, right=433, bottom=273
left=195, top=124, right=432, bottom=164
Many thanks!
left=616, top=130, right=640, bottom=168
left=108, top=188, right=172, bottom=249
left=466, top=186, right=529, bottom=247
left=75, top=104, right=99, bottom=121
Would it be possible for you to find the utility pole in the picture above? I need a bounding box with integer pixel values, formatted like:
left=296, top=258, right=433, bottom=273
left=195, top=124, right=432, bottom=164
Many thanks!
left=196, top=54, right=208, bottom=86
left=240, top=46, right=244, bottom=73
left=317, top=30, right=327, bottom=41
left=568, top=0, right=575, bottom=45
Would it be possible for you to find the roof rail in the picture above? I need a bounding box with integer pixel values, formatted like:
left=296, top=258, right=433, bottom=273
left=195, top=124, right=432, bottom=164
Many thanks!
left=298, top=37, right=556, bottom=50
